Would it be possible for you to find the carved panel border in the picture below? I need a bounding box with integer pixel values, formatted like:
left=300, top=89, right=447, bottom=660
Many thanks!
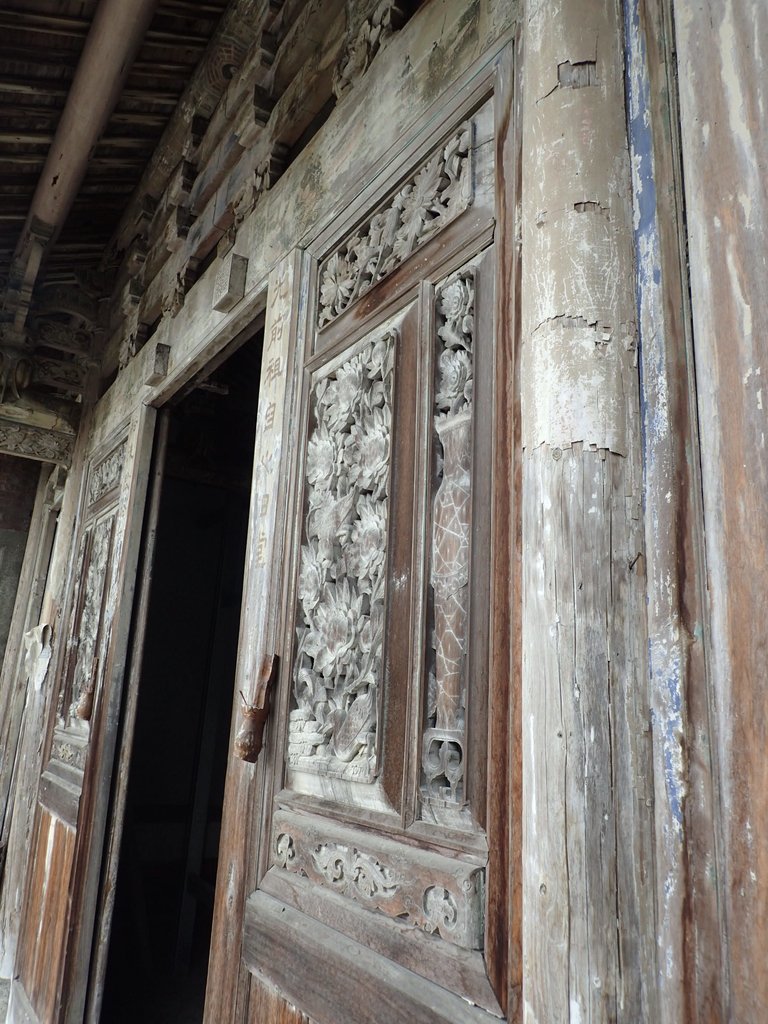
left=317, top=120, right=473, bottom=328
left=270, top=811, right=484, bottom=950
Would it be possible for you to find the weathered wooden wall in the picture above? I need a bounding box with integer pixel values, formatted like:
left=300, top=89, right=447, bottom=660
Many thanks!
left=3, top=0, right=765, bottom=1019
left=673, top=1, right=768, bottom=1019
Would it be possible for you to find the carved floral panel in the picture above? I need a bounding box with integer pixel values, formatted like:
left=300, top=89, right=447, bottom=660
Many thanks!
left=66, top=514, right=116, bottom=721
left=422, top=267, right=475, bottom=828
left=317, top=121, right=473, bottom=328
left=87, top=440, right=126, bottom=508
left=289, top=330, right=395, bottom=782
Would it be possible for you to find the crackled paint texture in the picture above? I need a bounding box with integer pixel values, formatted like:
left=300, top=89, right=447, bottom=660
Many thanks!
left=521, top=1, right=655, bottom=1021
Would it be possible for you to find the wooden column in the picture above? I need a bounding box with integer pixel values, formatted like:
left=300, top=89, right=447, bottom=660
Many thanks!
left=520, top=2, right=656, bottom=1020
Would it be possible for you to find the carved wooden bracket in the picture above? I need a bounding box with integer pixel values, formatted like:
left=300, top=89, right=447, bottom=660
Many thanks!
left=333, top=0, right=407, bottom=100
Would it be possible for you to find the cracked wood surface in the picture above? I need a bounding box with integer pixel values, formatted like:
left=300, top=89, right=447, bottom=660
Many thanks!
left=673, top=0, right=768, bottom=1019
left=520, top=1, right=655, bottom=1020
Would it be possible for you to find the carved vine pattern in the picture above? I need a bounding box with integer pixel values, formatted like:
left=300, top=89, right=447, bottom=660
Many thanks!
left=289, top=331, right=395, bottom=782
left=422, top=268, right=475, bottom=824
left=272, top=827, right=484, bottom=948
left=317, top=122, right=473, bottom=328
left=312, top=843, right=398, bottom=902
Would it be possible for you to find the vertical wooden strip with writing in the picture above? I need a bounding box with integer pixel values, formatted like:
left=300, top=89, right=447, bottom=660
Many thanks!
left=239, top=252, right=301, bottom=707
left=205, top=250, right=302, bottom=1024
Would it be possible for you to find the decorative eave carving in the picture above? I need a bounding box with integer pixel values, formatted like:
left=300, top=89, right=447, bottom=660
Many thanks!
left=0, top=419, right=75, bottom=466
left=333, top=0, right=407, bottom=100
left=229, top=142, right=290, bottom=242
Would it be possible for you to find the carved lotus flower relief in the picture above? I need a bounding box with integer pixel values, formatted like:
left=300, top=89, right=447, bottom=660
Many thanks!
left=308, top=488, right=355, bottom=563
left=319, top=252, right=358, bottom=323
left=346, top=496, right=387, bottom=583
left=321, top=355, right=365, bottom=431
left=303, top=579, right=364, bottom=678
left=391, top=152, right=443, bottom=263
left=343, top=404, right=390, bottom=493
left=291, top=329, right=395, bottom=779
left=298, top=541, right=327, bottom=615
left=317, top=123, right=472, bottom=328
left=366, top=334, right=395, bottom=380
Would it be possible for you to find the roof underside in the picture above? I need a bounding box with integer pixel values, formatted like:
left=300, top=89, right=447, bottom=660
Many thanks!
left=0, top=0, right=229, bottom=292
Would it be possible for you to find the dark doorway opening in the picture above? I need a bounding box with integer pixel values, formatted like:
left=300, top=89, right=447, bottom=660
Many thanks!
left=99, top=329, right=262, bottom=1023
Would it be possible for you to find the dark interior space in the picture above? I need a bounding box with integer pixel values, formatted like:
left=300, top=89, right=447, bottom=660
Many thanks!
left=99, top=330, right=262, bottom=1023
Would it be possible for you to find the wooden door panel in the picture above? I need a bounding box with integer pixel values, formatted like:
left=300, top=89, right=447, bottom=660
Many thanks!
left=238, top=88, right=508, bottom=1023
left=10, top=410, right=155, bottom=1024
left=15, top=812, right=76, bottom=1024
left=243, top=893, right=496, bottom=1024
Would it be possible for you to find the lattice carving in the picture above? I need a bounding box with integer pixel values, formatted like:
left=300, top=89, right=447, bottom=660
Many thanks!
left=271, top=817, right=484, bottom=949
left=288, top=331, right=395, bottom=782
left=422, top=269, right=475, bottom=823
left=317, top=123, right=473, bottom=327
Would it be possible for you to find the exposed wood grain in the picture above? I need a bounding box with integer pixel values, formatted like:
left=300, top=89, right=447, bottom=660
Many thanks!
left=520, top=1, right=656, bottom=1020
left=672, top=0, right=768, bottom=1019
left=15, top=811, right=75, bottom=1023
left=247, top=973, right=315, bottom=1024
left=624, top=2, right=724, bottom=1019
left=486, top=40, right=520, bottom=1019
left=243, top=892, right=498, bottom=1024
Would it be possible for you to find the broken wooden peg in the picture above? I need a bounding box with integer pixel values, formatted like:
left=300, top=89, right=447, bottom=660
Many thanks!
left=233, top=655, right=278, bottom=762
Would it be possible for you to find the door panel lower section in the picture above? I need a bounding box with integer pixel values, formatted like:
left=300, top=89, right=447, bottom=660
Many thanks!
left=15, top=811, right=75, bottom=1023
left=243, top=892, right=500, bottom=1024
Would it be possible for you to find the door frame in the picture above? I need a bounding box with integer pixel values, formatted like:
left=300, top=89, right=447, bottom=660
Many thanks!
left=83, top=313, right=268, bottom=1022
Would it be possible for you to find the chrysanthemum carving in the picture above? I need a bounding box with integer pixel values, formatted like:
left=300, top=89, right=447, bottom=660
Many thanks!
left=303, top=580, right=364, bottom=678
left=343, top=405, right=390, bottom=493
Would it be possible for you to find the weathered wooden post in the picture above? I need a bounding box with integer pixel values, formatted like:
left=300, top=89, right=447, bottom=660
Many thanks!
left=520, top=1, right=657, bottom=1019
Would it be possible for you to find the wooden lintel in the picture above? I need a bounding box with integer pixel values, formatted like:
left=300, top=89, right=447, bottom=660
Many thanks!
left=0, top=418, right=75, bottom=466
